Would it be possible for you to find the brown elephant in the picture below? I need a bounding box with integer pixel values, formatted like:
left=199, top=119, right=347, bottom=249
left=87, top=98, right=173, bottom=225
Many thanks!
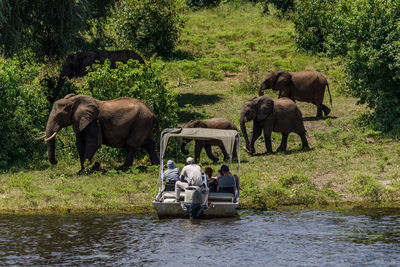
left=240, top=96, right=309, bottom=154
left=180, top=118, right=238, bottom=163
left=258, top=70, right=332, bottom=118
left=37, top=94, right=159, bottom=172
left=52, top=50, right=145, bottom=101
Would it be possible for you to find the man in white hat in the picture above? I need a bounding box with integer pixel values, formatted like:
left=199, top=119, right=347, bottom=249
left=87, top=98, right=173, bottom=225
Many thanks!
left=175, top=157, right=203, bottom=202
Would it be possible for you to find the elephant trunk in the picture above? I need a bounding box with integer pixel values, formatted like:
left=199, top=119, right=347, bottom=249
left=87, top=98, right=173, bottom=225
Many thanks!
left=180, top=138, right=190, bottom=155
left=240, top=119, right=250, bottom=152
left=45, top=116, right=60, bottom=165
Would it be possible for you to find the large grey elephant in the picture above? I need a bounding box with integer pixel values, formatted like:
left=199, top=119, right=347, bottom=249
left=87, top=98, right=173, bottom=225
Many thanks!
left=52, top=50, right=145, bottom=101
left=180, top=118, right=238, bottom=163
left=240, top=96, right=309, bottom=154
left=258, top=70, right=332, bottom=118
left=37, top=94, right=159, bottom=172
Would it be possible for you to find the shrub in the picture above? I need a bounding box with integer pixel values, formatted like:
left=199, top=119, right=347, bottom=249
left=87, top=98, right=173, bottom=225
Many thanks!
left=115, top=0, right=183, bottom=57
left=79, top=59, right=179, bottom=131
left=269, top=0, right=294, bottom=14
left=350, top=174, right=386, bottom=202
left=292, top=0, right=338, bottom=53
left=0, top=59, right=48, bottom=169
left=186, top=0, right=221, bottom=9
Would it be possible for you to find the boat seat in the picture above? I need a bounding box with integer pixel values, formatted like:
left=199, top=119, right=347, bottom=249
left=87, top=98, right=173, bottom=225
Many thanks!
left=162, top=191, right=234, bottom=202
left=209, top=192, right=234, bottom=202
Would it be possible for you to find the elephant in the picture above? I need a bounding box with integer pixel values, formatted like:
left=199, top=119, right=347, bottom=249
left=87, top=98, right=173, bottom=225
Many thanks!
left=180, top=118, right=238, bottom=163
left=37, top=93, right=159, bottom=172
left=51, top=50, right=145, bottom=102
left=258, top=70, right=332, bottom=118
left=240, top=96, right=309, bottom=154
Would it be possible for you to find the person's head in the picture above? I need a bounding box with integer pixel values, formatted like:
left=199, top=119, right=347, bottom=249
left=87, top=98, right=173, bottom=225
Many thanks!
left=205, top=167, right=213, bottom=177
left=166, top=160, right=174, bottom=169
left=186, top=157, right=194, bottom=164
left=221, top=165, right=230, bottom=175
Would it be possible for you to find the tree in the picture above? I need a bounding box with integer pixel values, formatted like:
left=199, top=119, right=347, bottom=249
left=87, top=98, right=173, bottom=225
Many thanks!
left=0, top=0, right=115, bottom=60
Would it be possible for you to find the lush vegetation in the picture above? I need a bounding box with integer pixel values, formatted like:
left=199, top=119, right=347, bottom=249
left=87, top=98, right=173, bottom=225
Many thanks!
left=0, top=1, right=399, bottom=212
left=115, top=0, right=183, bottom=57
left=293, top=0, right=400, bottom=134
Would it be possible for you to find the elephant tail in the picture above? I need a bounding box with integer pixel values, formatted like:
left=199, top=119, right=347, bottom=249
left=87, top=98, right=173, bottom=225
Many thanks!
left=326, top=82, right=332, bottom=107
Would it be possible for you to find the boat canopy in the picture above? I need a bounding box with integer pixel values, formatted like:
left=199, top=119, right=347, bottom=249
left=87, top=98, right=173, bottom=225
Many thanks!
left=160, top=128, right=239, bottom=159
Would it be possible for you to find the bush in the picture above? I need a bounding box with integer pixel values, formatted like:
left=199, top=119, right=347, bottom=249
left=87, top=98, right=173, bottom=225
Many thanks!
left=269, top=0, right=294, bottom=14
left=79, top=59, right=179, bottom=132
left=0, top=59, right=48, bottom=169
left=186, top=0, right=221, bottom=9
left=115, top=0, right=183, bottom=57
left=293, top=0, right=400, bottom=133
left=292, top=0, right=338, bottom=53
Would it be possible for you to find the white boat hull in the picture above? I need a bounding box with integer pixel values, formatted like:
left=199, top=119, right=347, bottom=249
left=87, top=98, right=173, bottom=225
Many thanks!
left=152, top=201, right=238, bottom=219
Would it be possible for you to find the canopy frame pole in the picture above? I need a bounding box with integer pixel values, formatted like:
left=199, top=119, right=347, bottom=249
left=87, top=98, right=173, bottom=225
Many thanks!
left=237, top=134, right=241, bottom=200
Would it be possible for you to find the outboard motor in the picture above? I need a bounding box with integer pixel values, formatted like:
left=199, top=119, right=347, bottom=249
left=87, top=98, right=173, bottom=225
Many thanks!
left=184, top=186, right=203, bottom=219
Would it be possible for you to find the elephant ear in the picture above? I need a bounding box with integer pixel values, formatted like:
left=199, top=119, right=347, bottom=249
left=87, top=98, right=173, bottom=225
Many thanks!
left=72, top=95, right=99, bottom=133
left=64, top=93, right=76, bottom=99
left=257, top=96, right=274, bottom=122
left=273, top=70, right=292, bottom=92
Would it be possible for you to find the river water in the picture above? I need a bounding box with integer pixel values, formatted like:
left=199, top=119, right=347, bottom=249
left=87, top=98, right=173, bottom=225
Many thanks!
left=0, top=209, right=399, bottom=266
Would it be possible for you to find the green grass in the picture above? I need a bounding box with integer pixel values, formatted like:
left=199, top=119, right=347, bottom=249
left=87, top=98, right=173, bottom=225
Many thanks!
left=1, top=2, right=399, bottom=213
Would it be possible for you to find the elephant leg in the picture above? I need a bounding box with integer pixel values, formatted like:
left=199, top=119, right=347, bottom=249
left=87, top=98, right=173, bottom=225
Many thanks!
left=81, top=122, right=101, bottom=172
left=144, top=140, right=160, bottom=165
left=118, top=148, right=136, bottom=171
left=262, top=123, right=273, bottom=154
left=299, top=133, right=310, bottom=150
left=76, top=133, right=85, bottom=172
left=316, top=104, right=323, bottom=118
left=220, top=145, right=230, bottom=161
left=277, top=133, right=289, bottom=153
left=194, top=141, right=205, bottom=163
left=205, top=144, right=219, bottom=163
left=322, top=104, right=331, bottom=116
left=250, top=123, right=263, bottom=154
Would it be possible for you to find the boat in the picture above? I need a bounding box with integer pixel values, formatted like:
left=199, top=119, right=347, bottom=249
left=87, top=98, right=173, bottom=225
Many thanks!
left=152, top=128, right=241, bottom=219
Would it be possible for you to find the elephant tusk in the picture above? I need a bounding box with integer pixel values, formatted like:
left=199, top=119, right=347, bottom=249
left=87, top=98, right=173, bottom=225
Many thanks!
left=45, top=132, right=57, bottom=142
left=36, top=135, right=46, bottom=140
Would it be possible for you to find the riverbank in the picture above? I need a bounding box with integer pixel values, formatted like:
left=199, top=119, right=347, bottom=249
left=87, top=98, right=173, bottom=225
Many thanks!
left=1, top=2, right=399, bottom=213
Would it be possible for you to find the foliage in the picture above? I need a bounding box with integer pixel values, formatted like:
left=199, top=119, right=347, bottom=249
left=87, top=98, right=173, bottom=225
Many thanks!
left=268, top=0, right=294, bottom=14
left=0, top=59, right=48, bottom=169
left=350, top=174, right=386, bottom=202
left=79, top=59, right=179, bottom=131
left=293, top=0, right=400, bottom=133
left=0, top=0, right=115, bottom=60
left=292, top=0, right=338, bottom=53
left=115, top=0, right=183, bottom=57
left=186, top=0, right=221, bottom=9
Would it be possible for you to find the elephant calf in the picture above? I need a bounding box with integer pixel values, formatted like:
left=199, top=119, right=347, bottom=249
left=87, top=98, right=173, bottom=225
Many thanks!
left=240, top=96, right=309, bottom=154
left=180, top=118, right=238, bottom=163
left=259, top=70, right=332, bottom=118
left=38, top=94, right=159, bottom=172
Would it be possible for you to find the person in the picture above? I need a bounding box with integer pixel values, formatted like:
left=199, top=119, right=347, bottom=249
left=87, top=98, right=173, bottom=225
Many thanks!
left=162, top=160, right=179, bottom=182
left=175, top=157, right=203, bottom=202
left=216, top=165, right=238, bottom=194
left=205, top=167, right=217, bottom=193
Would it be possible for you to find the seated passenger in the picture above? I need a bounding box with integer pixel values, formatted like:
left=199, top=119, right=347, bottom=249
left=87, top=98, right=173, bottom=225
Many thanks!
left=205, top=167, right=217, bottom=193
left=162, top=160, right=179, bottom=182
left=217, top=165, right=237, bottom=194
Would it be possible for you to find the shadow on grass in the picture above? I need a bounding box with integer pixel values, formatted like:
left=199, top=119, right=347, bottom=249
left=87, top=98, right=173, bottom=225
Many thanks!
left=177, top=93, right=223, bottom=107
left=161, top=49, right=195, bottom=61
left=178, top=109, right=207, bottom=123
left=246, top=147, right=314, bottom=157
left=303, top=116, right=338, bottom=121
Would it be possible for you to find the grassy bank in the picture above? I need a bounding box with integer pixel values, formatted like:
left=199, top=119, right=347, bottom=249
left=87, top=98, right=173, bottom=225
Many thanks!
left=1, top=2, right=399, bottom=213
